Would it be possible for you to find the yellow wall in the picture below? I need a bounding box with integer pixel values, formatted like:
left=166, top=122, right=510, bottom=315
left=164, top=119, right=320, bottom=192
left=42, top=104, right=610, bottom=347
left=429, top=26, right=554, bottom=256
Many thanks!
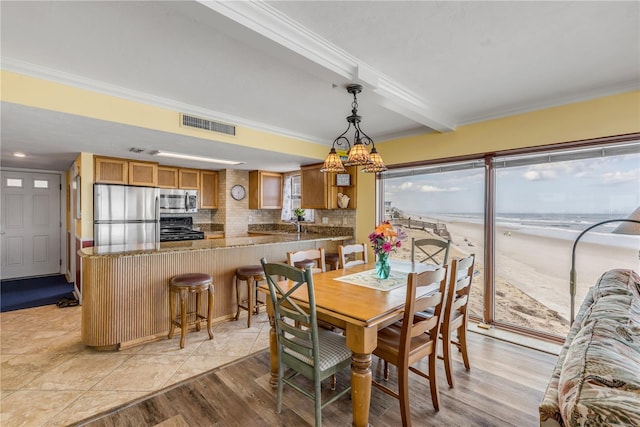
left=355, top=91, right=640, bottom=244
left=1, top=70, right=328, bottom=160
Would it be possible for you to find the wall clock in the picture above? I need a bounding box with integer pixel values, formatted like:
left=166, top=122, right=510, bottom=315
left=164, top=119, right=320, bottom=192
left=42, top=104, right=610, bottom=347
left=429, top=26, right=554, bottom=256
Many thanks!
left=231, top=184, right=247, bottom=201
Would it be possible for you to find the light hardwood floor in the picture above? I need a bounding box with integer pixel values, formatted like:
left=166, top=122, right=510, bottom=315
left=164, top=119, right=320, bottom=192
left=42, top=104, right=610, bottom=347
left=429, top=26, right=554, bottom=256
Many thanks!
left=1, top=303, right=559, bottom=427
left=75, top=326, right=559, bottom=426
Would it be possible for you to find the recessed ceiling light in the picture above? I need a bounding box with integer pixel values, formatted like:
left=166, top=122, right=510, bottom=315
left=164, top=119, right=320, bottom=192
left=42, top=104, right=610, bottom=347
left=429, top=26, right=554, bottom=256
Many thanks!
left=13, top=152, right=26, bottom=158
left=150, top=150, right=243, bottom=165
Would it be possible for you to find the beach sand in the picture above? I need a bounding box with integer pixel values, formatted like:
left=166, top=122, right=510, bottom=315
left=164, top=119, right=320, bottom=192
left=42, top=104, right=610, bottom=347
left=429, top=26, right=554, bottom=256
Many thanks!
left=389, top=217, right=639, bottom=336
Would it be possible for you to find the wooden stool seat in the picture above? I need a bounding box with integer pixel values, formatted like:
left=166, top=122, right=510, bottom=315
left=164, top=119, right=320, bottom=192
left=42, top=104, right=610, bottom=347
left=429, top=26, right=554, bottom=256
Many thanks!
left=235, top=265, right=266, bottom=328
left=168, top=273, right=214, bottom=349
left=325, top=252, right=340, bottom=271
left=294, top=259, right=316, bottom=270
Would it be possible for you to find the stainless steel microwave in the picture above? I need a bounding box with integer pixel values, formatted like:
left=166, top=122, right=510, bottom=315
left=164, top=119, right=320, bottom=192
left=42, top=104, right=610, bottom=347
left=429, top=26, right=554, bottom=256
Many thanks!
left=159, top=189, right=198, bottom=214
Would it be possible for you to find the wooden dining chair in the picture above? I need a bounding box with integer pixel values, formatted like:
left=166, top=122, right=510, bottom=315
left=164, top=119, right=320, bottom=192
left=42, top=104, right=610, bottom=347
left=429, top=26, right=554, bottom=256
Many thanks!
left=338, top=243, right=368, bottom=269
left=260, top=258, right=352, bottom=427
left=440, top=254, right=475, bottom=388
left=372, top=266, right=448, bottom=426
left=411, top=237, right=451, bottom=266
left=287, top=248, right=326, bottom=274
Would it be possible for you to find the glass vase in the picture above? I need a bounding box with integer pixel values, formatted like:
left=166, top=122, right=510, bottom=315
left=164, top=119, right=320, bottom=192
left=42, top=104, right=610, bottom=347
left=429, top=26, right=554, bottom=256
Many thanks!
left=375, top=253, right=391, bottom=279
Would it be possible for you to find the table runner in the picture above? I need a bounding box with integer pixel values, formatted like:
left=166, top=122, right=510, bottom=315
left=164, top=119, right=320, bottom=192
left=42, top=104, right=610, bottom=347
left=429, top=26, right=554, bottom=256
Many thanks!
left=334, top=268, right=409, bottom=291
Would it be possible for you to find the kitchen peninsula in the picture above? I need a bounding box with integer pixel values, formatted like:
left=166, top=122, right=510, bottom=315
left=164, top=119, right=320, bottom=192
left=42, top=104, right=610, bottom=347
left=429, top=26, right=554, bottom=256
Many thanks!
left=80, top=230, right=352, bottom=350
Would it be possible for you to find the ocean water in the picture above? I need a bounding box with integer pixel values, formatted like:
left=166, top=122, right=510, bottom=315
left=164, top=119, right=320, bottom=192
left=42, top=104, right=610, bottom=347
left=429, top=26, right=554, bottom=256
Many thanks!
left=404, top=212, right=640, bottom=250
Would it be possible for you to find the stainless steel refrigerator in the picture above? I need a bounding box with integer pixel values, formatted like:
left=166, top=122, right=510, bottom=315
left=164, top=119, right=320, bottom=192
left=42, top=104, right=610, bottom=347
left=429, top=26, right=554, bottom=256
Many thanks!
left=94, top=183, right=160, bottom=246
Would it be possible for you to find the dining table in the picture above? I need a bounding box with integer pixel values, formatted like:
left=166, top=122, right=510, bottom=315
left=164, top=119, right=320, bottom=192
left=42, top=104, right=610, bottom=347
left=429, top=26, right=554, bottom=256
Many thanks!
left=258, top=259, right=439, bottom=427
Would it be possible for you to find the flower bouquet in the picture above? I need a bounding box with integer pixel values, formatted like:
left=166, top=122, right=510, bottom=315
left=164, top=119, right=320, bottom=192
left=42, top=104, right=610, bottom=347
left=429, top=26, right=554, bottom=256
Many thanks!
left=368, top=221, right=404, bottom=279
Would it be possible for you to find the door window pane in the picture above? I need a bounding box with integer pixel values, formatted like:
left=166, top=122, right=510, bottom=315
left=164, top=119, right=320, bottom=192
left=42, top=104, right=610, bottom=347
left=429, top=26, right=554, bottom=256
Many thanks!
left=33, top=179, right=49, bottom=189
left=6, top=178, right=22, bottom=188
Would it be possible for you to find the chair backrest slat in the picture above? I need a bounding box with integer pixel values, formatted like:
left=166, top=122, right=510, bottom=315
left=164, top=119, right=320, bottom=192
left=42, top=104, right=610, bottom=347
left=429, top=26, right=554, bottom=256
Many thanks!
left=399, top=266, right=448, bottom=358
left=411, top=237, right=451, bottom=266
left=287, top=249, right=326, bottom=273
left=338, top=243, right=368, bottom=269
left=261, top=259, right=320, bottom=364
left=443, top=254, right=475, bottom=328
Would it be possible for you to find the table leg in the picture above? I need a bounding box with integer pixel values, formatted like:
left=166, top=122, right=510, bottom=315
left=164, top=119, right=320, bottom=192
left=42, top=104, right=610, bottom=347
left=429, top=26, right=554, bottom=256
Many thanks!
left=263, top=293, right=279, bottom=389
left=346, top=323, right=377, bottom=427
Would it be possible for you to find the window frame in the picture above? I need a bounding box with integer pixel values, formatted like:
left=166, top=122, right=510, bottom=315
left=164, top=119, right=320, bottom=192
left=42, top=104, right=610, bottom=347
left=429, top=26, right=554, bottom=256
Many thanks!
left=377, top=132, right=640, bottom=343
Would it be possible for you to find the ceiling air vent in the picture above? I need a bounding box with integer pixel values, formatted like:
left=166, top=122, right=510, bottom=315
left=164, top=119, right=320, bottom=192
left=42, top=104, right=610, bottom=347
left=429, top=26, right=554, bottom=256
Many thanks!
left=181, top=114, right=236, bottom=136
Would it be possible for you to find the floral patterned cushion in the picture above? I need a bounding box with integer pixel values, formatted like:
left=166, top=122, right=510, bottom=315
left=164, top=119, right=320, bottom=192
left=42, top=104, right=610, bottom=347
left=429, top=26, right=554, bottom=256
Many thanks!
left=591, top=269, right=640, bottom=301
left=540, top=269, right=640, bottom=427
left=558, top=319, right=640, bottom=426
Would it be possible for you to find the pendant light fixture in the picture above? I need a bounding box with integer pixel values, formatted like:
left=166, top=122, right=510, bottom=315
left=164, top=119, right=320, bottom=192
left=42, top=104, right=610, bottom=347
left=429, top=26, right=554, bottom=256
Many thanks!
left=320, top=84, right=387, bottom=173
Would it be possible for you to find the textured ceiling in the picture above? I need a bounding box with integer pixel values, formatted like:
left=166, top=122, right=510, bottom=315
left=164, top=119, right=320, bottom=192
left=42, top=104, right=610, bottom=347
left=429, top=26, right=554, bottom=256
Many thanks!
left=1, top=1, right=638, bottom=171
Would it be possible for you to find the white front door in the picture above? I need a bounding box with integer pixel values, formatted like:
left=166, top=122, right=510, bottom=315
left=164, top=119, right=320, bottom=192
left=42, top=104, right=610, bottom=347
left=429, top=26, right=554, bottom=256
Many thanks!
left=1, top=171, right=61, bottom=279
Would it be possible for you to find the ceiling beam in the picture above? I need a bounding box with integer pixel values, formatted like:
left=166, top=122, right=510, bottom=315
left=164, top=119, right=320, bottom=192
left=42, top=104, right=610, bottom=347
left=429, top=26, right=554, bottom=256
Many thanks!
left=198, top=0, right=456, bottom=132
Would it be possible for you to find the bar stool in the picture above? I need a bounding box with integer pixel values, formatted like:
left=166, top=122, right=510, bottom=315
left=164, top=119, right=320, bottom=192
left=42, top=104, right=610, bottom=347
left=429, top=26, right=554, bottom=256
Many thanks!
left=235, top=265, right=266, bottom=328
left=168, top=273, right=214, bottom=349
left=325, top=252, right=340, bottom=271
left=294, top=259, right=316, bottom=270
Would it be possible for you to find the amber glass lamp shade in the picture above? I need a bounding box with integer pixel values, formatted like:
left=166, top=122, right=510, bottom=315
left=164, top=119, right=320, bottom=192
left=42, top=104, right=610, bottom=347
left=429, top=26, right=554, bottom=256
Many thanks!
left=320, top=148, right=347, bottom=173
left=346, top=141, right=371, bottom=166
left=361, top=147, right=388, bottom=173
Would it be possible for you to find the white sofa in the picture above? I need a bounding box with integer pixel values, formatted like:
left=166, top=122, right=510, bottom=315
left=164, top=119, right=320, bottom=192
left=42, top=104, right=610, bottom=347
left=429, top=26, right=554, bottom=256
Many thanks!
left=539, top=268, right=640, bottom=427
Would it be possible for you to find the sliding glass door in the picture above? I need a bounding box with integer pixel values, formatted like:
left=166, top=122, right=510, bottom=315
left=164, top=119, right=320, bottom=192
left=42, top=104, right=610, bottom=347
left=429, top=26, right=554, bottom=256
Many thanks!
left=381, top=160, right=486, bottom=320
left=379, top=137, right=639, bottom=338
left=493, top=143, right=640, bottom=336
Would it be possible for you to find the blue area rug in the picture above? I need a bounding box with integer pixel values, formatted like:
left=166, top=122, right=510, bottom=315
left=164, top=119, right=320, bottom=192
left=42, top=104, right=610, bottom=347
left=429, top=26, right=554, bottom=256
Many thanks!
left=1, top=275, right=75, bottom=312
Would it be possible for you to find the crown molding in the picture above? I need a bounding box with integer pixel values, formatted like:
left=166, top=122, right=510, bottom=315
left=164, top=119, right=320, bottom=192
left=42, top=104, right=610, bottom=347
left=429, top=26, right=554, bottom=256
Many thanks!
left=457, top=80, right=640, bottom=126
left=199, top=0, right=456, bottom=132
left=1, top=57, right=326, bottom=145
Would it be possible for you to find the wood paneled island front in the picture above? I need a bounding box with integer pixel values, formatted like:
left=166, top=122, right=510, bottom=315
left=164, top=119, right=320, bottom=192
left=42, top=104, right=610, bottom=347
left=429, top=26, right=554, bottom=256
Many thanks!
left=79, top=232, right=350, bottom=350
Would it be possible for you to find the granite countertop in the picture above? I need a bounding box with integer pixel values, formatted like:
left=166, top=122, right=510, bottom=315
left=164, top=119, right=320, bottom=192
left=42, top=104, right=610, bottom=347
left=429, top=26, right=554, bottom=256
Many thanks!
left=80, top=232, right=353, bottom=257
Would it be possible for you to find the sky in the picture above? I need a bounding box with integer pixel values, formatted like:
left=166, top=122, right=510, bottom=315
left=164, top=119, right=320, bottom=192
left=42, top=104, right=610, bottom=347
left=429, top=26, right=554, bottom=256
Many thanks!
left=384, top=152, right=640, bottom=216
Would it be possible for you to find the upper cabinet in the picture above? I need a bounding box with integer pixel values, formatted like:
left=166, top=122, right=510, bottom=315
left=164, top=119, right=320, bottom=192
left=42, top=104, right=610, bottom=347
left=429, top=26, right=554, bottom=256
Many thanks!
left=200, top=170, right=219, bottom=209
left=249, top=171, right=283, bottom=209
left=158, top=167, right=205, bottom=192
left=95, top=158, right=217, bottom=209
left=95, top=156, right=157, bottom=186
left=178, top=169, right=199, bottom=190
left=157, top=166, right=179, bottom=188
left=128, top=161, right=158, bottom=186
left=301, top=164, right=357, bottom=209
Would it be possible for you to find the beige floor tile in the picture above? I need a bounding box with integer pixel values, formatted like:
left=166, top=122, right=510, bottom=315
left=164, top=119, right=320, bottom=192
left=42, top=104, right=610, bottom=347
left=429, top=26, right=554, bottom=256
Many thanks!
left=251, top=328, right=271, bottom=353
left=136, top=331, right=208, bottom=356
left=0, top=390, right=83, bottom=427
left=24, top=353, right=130, bottom=391
left=1, top=330, right=73, bottom=355
left=214, top=312, right=269, bottom=334
left=1, top=352, right=78, bottom=390
left=194, top=329, right=260, bottom=357
left=164, top=354, right=239, bottom=386
left=44, top=390, right=148, bottom=427
left=91, top=354, right=189, bottom=391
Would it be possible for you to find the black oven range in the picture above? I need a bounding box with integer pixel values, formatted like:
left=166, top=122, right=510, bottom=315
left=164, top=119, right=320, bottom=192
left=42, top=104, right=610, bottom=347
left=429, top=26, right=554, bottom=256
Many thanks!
left=159, top=217, right=205, bottom=242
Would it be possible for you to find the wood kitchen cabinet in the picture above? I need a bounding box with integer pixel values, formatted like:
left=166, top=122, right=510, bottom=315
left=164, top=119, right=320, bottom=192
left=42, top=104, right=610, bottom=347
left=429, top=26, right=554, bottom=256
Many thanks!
left=128, top=161, right=157, bottom=186
left=301, top=163, right=357, bottom=209
left=95, top=156, right=158, bottom=186
left=249, top=171, right=283, bottom=209
left=178, top=169, right=199, bottom=190
left=199, top=170, right=219, bottom=209
left=157, top=166, right=179, bottom=188
left=94, top=156, right=129, bottom=184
